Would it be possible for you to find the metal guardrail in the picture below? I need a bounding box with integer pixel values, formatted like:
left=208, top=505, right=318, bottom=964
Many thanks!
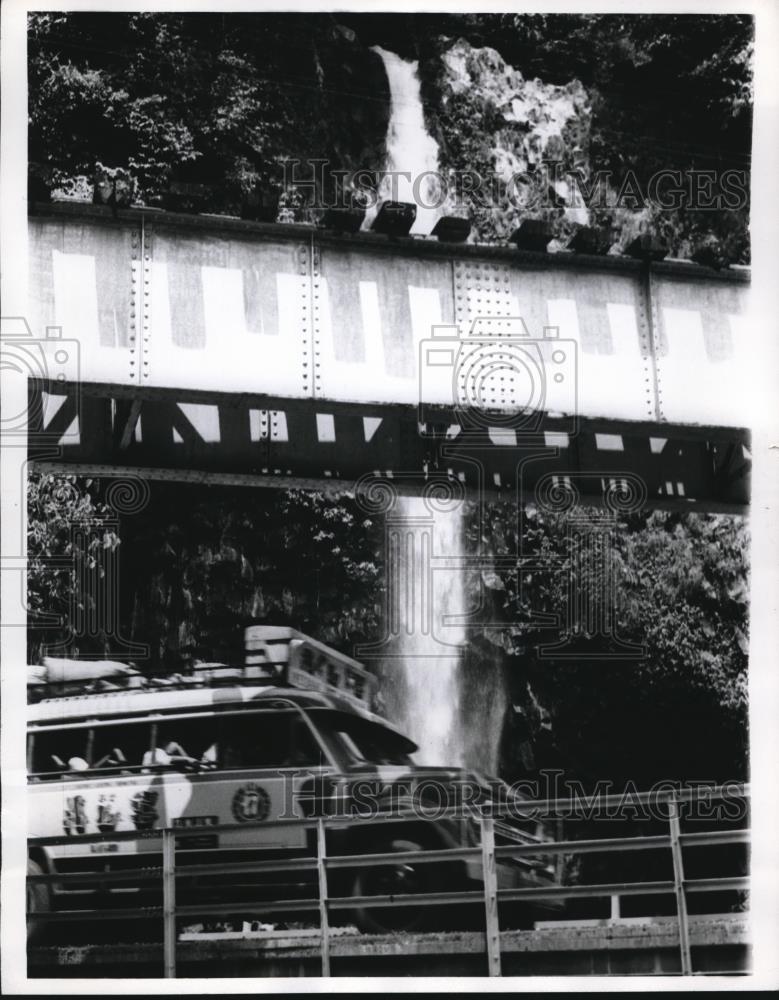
left=27, top=784, right=749, bottom=978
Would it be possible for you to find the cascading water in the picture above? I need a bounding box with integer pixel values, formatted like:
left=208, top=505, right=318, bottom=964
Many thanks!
left=366, top=47, right=443, bottom=235
left=368, top=47, right=468, bottom=767
left=379, top=494, right=508, bottom=775
left=388, top=496, right=467, bottom=767
left=367, top=48, right=509, bottom=776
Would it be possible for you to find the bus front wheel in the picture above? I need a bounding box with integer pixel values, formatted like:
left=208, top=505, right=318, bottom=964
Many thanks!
left=350, top=836, right=437, bottom=935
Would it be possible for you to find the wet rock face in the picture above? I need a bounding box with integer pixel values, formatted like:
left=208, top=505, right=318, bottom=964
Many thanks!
left=315, top=26, right=391, bottom=199
left=440, top=38, right=590, bottom=163
left=278, top=32, right=598, bottom=235
left=29, top=14, right=751, bottom=259
left=259, top=23, right=392, bottom=221
left=422, top=38, right=593, bottom=241
left=407, top=35, right=746, bottom=259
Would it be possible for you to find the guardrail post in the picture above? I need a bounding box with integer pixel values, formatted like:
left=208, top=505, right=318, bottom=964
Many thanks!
left=316, top=818, right=331, bottom=977
left=162, top=828, right=177, bottom=979
left=480, top=815, right=502, bottom=977
left=668, top=796, right=692, bottom=975
left=610, top=894, right=621, bottom=921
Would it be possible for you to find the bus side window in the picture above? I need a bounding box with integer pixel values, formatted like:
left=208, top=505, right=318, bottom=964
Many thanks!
left=30, top=728, right=90, bottom=779
left=202, top=730, right=241, bottom=770
left=92, top=723, right=152, bottom=771
left=155, top=717, right=217, bottom=766
left=291, top=719, right=327, bottom=767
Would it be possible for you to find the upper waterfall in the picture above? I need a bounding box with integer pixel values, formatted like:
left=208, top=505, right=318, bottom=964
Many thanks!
left=366, top=46, right=443, bottom=235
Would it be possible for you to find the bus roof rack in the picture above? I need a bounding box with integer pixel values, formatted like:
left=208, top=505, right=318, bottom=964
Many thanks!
left=244, top=626, right=376, bottom=710
left=27, top=630, right=377, bottom=711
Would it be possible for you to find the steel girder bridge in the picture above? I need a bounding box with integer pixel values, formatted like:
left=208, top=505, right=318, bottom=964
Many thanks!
left=20, top=202, right=750, bottom=512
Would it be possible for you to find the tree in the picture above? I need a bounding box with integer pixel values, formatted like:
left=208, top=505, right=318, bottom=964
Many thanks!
left=27, top=473, right=749, bottom=789
left=466, top=504, right=749, bottom=787
left=28, top=12, right=389, bottom=213
left=116, top=483, right=384, bottom=674
left=27, top=472, right=120, bottom=662
left=414, top=13, right=752, bottom=258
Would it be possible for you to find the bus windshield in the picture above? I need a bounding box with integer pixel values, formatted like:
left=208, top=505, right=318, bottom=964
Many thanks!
left=308, top=709, right=417, bottom=767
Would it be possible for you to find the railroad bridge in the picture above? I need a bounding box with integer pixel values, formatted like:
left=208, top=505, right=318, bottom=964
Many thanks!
left=20, top=201, right=751, bottom=510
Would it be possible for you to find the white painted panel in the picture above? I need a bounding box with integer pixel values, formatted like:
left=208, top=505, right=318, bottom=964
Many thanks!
left=202, top=266, right=247, bottom=346
left=177, top=402, right=221, bottom=443
left=408, top=286, right=443, bottom=346
left=316, top=413, right=336, bottom=442
left=359, top=281, right=385, bottom=370
left=41, top=392, right=67, bottom=429
left=545, top=298, right=650, bottom=423
left=145, top=264, right=309, bottom=395
left=317, top=283, right=442, bottom=405
left=52, top=250, right=129, bottom=383
left=544, top=298, right=582, bottom=421
left=33, top=221, right=750, bottom=433
left=659, top=308, right=747, bottom=427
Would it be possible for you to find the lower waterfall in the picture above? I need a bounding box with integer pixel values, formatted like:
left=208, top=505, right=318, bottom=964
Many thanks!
left=387, top=495, right=466, bottom=767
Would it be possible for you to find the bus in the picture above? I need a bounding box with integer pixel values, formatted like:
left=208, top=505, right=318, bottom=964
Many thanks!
left=27, top=627, right=561, bottom=939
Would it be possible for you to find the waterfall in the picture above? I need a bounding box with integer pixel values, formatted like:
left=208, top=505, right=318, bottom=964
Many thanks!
left=381, top=496, right=509, bottom=775
left=367, top=46, right=443, bottom=235
left=366, top=47, right=465, bottom=764
left=368, top=48, right=504, bottom=774
left=388, top=496, right=466, bottom=767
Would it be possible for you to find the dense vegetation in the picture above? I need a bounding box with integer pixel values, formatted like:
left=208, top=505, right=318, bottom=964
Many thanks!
left=28, top=13, right=390, bottom=213
left=28, top=12, right=752, bottom=259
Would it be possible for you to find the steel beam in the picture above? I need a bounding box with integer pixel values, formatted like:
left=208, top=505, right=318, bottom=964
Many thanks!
left=29, top=381, right=750, bottom=511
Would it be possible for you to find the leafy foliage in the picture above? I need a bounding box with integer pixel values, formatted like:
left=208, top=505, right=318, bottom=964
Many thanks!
left=467, top=504, right=749, bottom=785
left=27, top=472, right=120, bottom=661
left=116, top=483, right=384, bottom=673
left=412, top=13, right=752, bottom=259
left=25, top=9, right=752, bottom=777
left=28, top=12, right=389, bottom=213
left=27, top=474, right=749, bottom=785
